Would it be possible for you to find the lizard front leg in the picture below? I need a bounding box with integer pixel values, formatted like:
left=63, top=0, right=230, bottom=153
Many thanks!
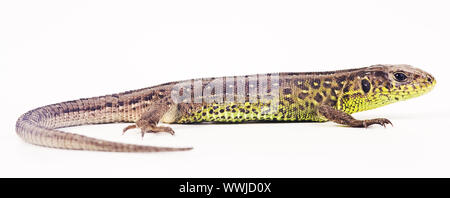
left=318, top=104, right=393, bottom=128
left=123, top=104, right=175, bottom=138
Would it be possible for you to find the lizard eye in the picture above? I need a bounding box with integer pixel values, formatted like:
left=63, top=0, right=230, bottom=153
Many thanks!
left=394, top=72, right=407, bottom=82
left=361, top=79, right=371, bottom=93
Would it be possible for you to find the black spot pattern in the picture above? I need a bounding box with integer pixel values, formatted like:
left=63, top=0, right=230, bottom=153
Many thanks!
left=343, top=85, right=350, bottom=93
left=298, top=92, right=309, bottom=100
left=314, top=93, right=323, bottom=103
left=336, top=76, right=346, bottom=89
left=361, top=79, right=371, bottom=93
left=323, top=78, right=332, bottom=88
left=310, top=79, right=321, bottom=89
left=348, top=75, right=355, bottom=81
left=129, top=97, right=141, bottom=105
left=305, top=102, right=310, bottom=108
left=375, top=71, right=386, bottom=78
left=283, top=88, right=292, bottom=95
left=144, top=93, right=154, bottom=101
left=385, top=83, right=393, bottom=90
left=284, top=97, right=295, bottom=104
left=294, top=79, right=308, bottom=90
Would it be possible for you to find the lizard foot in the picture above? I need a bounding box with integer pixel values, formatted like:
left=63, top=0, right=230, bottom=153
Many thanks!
left=123, top=124, right=175, bottom=138
left=350, top=118, right=393, bottom=128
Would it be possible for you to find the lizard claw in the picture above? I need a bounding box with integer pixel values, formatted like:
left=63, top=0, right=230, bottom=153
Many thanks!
left=365, top=118, right=393, bottom=128
left=387, top=119, right=393, bottom=127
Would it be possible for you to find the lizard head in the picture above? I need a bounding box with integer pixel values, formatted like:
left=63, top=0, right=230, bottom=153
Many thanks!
left=369, top=64, right=435, bottom=100
left=340, top=64, right=435, bottom=113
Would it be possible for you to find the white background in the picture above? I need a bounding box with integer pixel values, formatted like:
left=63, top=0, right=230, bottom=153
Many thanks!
left=1, top=0, right=449, bottom=177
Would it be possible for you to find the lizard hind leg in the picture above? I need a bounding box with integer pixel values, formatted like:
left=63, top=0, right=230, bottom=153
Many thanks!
left=123, top=106, right=175, bottom=138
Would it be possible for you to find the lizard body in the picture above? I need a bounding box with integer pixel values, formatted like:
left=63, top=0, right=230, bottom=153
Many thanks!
left=16, top=64, right=436, bottom=152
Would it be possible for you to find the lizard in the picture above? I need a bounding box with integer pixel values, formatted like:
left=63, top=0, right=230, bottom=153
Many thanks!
left=15, top=64, right=436, bottom=152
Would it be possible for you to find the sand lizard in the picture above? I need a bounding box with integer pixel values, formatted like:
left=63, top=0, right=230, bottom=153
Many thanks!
left=15, top=64, right=436, bottom=152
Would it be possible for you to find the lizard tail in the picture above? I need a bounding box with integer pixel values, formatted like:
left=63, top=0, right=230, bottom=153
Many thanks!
left=15, top=94, right=192, bottom=152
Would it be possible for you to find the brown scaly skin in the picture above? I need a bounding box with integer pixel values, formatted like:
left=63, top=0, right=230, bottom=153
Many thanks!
left=15, top=64, right=436, bottom=152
